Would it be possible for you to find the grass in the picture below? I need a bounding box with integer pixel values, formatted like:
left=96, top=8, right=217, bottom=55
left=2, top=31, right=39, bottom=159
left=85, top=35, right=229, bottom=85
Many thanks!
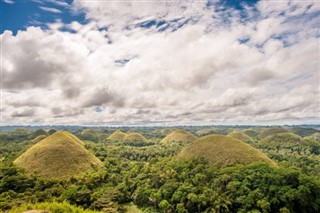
left=120, top=203, right=142, bottom=213
left=261, top=132, right=302, bottom=147
left=161, top=130, right=197, bottom=143
left=29, top=129, right=48, bottom=139
left=8, top=201, right=101, bottom=213
left=124, top=133, right=147, bottom=142
left=195, top=128, right=225, bottom=136
left=259, top=127, right=288, bottom=138
left=178, top=134, right=276, bottom=167
left=107, top=130, right=127, bottom=141
left=228, top=131, right=252, bottom=141
left=243, top=128, right=261, bottom=137
left=14, top=131, right=102, bottom=179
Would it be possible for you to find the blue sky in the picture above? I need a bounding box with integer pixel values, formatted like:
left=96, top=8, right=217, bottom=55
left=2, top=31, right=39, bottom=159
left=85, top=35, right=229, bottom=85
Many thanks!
left=1, top=0, right=85, bottom=34
left=1, top=0, right=262, bottom=34
left=1, top=0, right=319, bottom=125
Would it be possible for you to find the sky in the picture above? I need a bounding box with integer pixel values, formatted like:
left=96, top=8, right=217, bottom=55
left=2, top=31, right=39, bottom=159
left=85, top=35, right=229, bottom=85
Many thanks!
left=0, top=0, right=319, bottom=126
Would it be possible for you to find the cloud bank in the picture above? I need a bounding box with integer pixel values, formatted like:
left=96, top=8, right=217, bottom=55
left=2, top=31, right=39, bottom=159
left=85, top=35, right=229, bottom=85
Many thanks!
left=1, top=0, right=319, bottom=125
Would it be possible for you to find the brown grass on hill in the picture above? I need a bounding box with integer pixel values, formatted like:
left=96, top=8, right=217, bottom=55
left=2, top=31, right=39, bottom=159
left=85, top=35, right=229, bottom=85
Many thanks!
left=124, top=133, right=147, bottom=142
left=261, top=132, right=302, bottom=147
left=228, top=131, right=252, bottom=142
left=14, top=131, right=102, bottom=179
left=107, top=130, right=127, bottom=141
left=161, top=130, right=197, bottom=143
left=178, top=134, right=276, bottom=167
left=259, top=127, right=288, bottom=138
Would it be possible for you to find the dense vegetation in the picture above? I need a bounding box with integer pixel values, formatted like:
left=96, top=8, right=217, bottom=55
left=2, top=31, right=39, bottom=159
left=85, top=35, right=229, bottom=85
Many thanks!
left=0, top=126, right=319, bottom=213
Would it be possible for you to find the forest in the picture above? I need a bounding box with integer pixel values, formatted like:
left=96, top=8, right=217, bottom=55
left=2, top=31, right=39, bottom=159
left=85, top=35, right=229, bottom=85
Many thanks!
left=0, top=126, right=319, bottom=213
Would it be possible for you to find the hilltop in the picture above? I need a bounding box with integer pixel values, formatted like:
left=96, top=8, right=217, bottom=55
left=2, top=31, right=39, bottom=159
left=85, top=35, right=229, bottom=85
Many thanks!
left=228, top=131, right=252, bottom=141
left=178, top=134, right=276, bottom=167
left=259, top=127, right=288, bottom=138
left=161, top=130, right=197, bottom=143
left=261, top=132, right=302, bottom=148
left=195, top=128, right=226, bottom=136
left=124, top=133, right=147, bottom=142
left=28, top=129, right=47, bottom=140
left=107, top=130, right=127, bottom=141
left=14, top=131, right=102, bottom=179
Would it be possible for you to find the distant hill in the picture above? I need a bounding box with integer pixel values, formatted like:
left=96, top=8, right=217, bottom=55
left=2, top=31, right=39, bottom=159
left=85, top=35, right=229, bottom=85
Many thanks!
left=47, top=129, right=57, bottom=135
left=261, top=133, right=302, bottom=148
left=228, top=131, right=252, bottom=141
left=107, top=130, right=127, bottom=141
left=196, top=128, right=225, bottom=136
left=259, top=127, right=288, bottom=138
left=161, top=130, right=197, bottom=143
left=79, top=129, right=101, bottom=141
left=290, top=127, right=320, bottom=137
left=14, top=131, right=102, bottom=179
left=243, top=128, right=261, bottom=138
left=309, top=133, right=320, bottom=140
left=178, top=134, right=276, bottom=167
left=28, top=129, right=47, bottom=139
left=124, top=133, right=147, bottom=142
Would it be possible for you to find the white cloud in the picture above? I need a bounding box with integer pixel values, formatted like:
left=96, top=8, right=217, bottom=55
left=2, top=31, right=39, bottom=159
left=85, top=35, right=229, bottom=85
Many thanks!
left=3, top=0, right=14, bottom=4
left=39, top=6, right=62, bottom=13
left=1, top=1, right=319, bottom=125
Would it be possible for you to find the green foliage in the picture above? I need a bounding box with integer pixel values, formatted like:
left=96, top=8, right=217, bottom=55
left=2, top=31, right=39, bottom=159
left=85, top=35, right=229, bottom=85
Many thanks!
left=8, top=201, right=101, bottom=213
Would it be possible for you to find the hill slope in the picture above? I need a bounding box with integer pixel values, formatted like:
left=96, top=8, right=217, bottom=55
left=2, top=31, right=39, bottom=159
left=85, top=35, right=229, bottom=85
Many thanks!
left=178, top=134, right=276, bottom=167
left=107, top=130, right=127, bottom=141
left=161, top=130, right=197, bottom=143
left=14, top=131, right=102, bottom=179
left=228, top=131, right=252, bottom=141
left=261, top=132, right=302, bottom=148
left=124, top=133, right=147, bottom=142
left=259, top=127, right=288, bottom=138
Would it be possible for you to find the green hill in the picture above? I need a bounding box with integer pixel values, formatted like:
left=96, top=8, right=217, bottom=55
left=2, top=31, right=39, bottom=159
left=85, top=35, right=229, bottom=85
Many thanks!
left=47, top=129, right=57, bottom=135
left=259, top=127, right=288, bottom=138
left=14, top=131, right=102, bottom=179
left=243, top=128, right=261, bottom=137
left=261, top=133, right=302, bottom=148
left=290, top=127, right=320, bottom=137
left=80, top=129, right=101, bottom=141
left=178, top=134, right=276, bottom=167
left=196, top=128, right=225, bottom=136
left=29, top=129, right=47, bottom=139
left=309, top=133, right=320, bottom=140
left=107, top=130, right=127, bottom=141
left=161, top=130, right=197, bottom=143
left=228, top=131, right=252, bottom=141
left=124, top=133, right=147, bottom=142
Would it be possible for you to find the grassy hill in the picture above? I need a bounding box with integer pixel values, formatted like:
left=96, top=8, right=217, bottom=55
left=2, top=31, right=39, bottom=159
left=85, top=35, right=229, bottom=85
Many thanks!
left=161, top=130, right=197, bottom=143
left=228, top=131, right=252, bottom=141
left=28, top=129, right=47, bottom=139
left=290, top=127, right=320, bottom=137
left=178, top=134, right=276, bottom=167
left=259, top=127, right=288, bottom=138
left=107, top=130, right=127, bottom=141
left=124, top=133, right=147, bottom=142
left=261, top=132, right=302, bottom=148
left=243, top=128, right=261, bottom=138
left=80, top=129, right=101, bottom=141
left=47, top=129, right=57, bottom=135
left=14, top=131, right=102, bottom=179
left=195, top=128, right=225, bottom=136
